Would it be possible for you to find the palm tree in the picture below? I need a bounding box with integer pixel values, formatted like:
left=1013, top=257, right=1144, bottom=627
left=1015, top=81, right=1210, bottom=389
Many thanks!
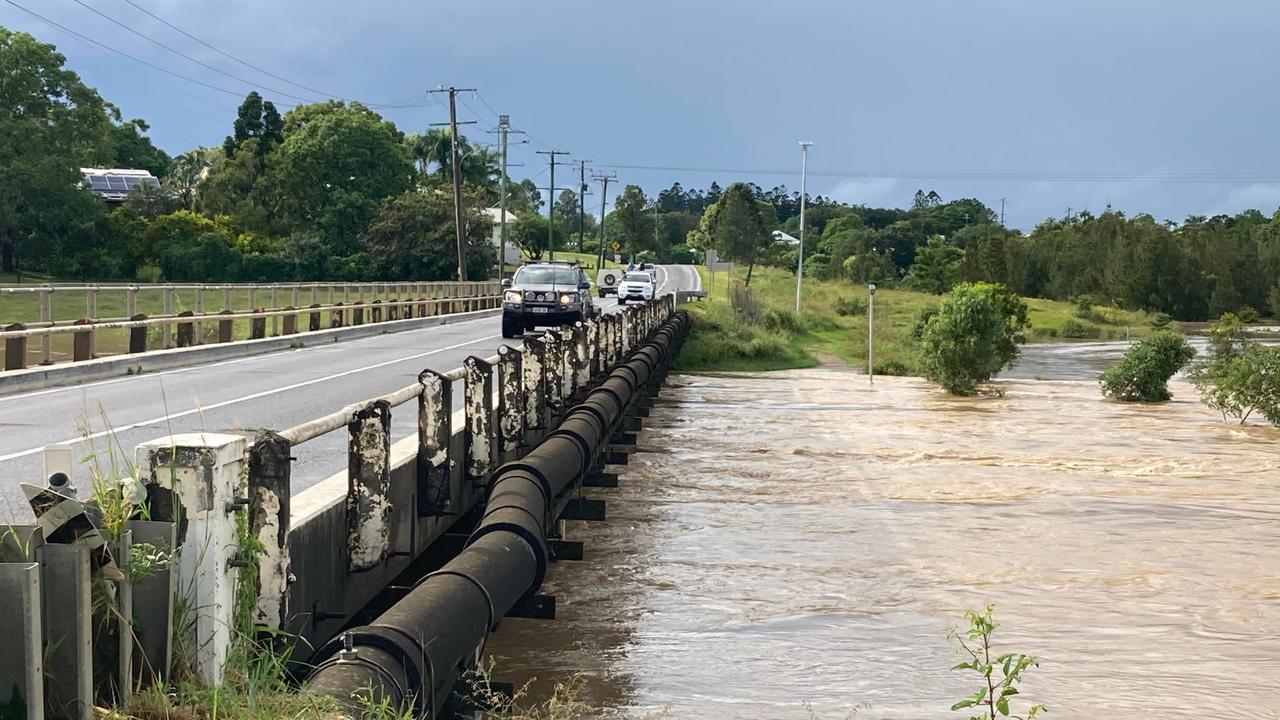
left=165, top=147, right=213, bottom=210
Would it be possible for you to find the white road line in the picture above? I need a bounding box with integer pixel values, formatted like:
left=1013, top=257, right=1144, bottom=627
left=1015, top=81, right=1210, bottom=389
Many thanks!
left=0, top=313, right=498, bottom=404
left=0, top=333, right=501, bottom=464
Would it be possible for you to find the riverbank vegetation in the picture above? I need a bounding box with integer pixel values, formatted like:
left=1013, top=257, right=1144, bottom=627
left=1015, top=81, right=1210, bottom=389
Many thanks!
left=676, top=265, right=1150, bottom=375
left=9, top=24, right=1280, bottom=322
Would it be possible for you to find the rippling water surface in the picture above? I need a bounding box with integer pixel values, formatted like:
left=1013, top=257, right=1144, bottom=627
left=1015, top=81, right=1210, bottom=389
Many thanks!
left=486, top=356, right=1280, bottom=719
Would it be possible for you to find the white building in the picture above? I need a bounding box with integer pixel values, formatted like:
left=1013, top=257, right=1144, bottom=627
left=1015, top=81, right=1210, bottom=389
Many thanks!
left=484, top=207, right=523, bottom=264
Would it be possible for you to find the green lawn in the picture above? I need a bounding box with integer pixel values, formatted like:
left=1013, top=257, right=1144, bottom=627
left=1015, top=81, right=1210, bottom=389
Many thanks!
left=677, top=265, right=1155, bottom=374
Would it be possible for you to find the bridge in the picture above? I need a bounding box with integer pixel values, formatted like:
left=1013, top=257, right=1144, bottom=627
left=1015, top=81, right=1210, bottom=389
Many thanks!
left=0, top=266, right=700, bottom=719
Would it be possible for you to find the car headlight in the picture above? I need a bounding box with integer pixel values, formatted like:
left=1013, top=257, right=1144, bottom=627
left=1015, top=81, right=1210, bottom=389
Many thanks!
left=559, top=292, right=574, bottom=305
left=504, top=290, right=522, bottom=303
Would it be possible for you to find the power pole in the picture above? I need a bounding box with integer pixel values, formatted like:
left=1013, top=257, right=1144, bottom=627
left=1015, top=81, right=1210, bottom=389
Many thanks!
left=428, top=86, right=476, bottom=280
left=577, top=159, right=589, bottom=254
left=536, top=150, right=568, bottom=261
left=1000, top=197, right=1007, bottom=226
left=488, top=117, right=525, bottom=276
left=592, top=172, right=616, bottom=271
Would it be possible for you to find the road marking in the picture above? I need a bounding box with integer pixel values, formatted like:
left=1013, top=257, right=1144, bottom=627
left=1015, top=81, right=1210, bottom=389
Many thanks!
left=0, top=313, right=499, bottom=404
left=0, top=333, right=501, bottom=464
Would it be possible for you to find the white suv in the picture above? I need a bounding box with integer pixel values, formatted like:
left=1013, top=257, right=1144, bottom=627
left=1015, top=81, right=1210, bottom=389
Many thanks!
left=617, top=271, right=655, bottom=305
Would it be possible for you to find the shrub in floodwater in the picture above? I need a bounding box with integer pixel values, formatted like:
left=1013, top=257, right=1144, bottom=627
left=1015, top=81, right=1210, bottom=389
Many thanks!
left=1099, top=331, right=1195, bottom=402
left=1191, top=317, right=1280, bottom=426
left=1150, top=312, right=1172, bottom=329
left=918, top=283, right=1030, bottom=396
left=1238, top=306, right=1260, bottom=324
left=949, top=605, right=1045, bottom=720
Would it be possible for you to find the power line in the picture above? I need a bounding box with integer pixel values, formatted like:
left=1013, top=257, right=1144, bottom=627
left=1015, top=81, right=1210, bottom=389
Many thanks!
left=4, top=0, right=249, bottom=99
left=117, top=0, right=341, bottom=102
left=65, top=0, right=321, bottom=103
left=590, top=162, right=1280, bottom=185
left=115, top=0, right=431, bottom=109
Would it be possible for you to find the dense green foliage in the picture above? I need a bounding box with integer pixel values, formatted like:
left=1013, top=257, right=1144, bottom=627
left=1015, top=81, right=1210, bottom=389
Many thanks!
left=1191, top=314, right=1280, bottom=425
left=918, top=283, right=1030, bottom=395
left=7, top=24, right=1280, bottom=310
left=1099, top=332, right=1196, bottom=401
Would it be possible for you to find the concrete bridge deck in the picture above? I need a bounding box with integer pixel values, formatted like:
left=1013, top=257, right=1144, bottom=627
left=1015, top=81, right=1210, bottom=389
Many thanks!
left=0, top=265, right=701, bottom=522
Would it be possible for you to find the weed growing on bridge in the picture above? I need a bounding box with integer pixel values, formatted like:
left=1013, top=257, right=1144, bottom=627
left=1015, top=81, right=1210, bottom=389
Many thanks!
left=949, top=606, right=1045, bottom=720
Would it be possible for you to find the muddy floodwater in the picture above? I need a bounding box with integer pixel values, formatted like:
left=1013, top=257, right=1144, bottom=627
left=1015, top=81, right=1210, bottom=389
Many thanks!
left=486, top=352, right=1280, bottom=718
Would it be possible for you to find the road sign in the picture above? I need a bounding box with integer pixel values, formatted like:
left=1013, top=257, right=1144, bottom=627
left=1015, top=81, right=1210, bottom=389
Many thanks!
left=611, top=242, right=620, bottom=251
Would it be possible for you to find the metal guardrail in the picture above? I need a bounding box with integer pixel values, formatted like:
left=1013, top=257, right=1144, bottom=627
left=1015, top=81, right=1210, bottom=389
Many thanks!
left=1, top=281, right=500, bottom=371
left=0, top=295, right=680, bottom=714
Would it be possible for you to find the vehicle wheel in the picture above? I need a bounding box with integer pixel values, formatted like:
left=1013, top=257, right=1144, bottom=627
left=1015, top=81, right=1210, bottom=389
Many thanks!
left=598, top=289, right=606, bottom=298
left=501, top=316, right=521, bottom=339
left=617, top=297, right=626, bottom=305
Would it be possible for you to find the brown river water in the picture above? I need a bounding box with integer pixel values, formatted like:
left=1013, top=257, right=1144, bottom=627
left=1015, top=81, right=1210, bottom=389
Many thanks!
left=486, top=346, right=1280, bottom=719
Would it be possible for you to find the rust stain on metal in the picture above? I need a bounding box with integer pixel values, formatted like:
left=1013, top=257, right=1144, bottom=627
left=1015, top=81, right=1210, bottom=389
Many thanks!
left=346, top=401, right=392, bottom=572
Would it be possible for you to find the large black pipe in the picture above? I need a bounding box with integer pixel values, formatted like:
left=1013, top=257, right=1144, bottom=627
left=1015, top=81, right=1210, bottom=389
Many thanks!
left=307, top=307, right=690, bottom=717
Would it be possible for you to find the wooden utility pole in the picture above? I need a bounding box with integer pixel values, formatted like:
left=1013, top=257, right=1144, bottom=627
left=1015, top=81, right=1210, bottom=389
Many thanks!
left=536, top=150, right=568, bottom=261
left=592, top=172, right=616, bottom=271
left=428, top=86, right=476, bottom=280
left=577, top=159, right=589, bottom=254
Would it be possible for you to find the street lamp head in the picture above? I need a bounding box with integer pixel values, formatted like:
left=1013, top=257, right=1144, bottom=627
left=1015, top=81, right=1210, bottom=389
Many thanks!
left=868, top=283, right=877, bottom=293
left=799, top=140, right=813, bottom=149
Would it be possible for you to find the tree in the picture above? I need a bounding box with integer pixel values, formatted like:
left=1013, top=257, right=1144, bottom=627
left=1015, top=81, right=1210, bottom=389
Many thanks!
left=707, top=182, right=776, bottom=285
left=112, top=118, right=171, bottom=177
left=553, top=189, right=582, bottom=249
left=223, top=91, right=282, bottom=160
left=0, top=29, right=115, bottom=274
left=268, top=102, right=414, bottom=253
left=1193, top=345, right=1280, bottom=426
left=166, top=148, right=213, bottom=210
left=904, top=236, right=964, bottom=294
left=1099, top=332, right=1196, bottom=402
left=362, top=189, right=493, bottom=280
left=611, top=185, right=655, bottom=259
left=507, top=178, right=542, bottom=214
left=509, top=213, right=556, bottom=261
left=919, top=283, right=1030, bottom=395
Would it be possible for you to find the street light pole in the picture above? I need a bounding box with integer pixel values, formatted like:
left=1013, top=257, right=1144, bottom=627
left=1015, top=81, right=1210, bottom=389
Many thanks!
left=796, top=141, right=812, bottom=314
left=868, top=283, right=876, bottom=385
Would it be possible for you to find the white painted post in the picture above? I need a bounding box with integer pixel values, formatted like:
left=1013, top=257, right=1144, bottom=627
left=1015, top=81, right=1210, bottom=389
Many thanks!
left=135, top=433, right=246, bottom=685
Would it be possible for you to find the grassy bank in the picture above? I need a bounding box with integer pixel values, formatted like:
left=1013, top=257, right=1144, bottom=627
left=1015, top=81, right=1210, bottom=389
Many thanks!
left=676, top=265, right=1154, bottom=373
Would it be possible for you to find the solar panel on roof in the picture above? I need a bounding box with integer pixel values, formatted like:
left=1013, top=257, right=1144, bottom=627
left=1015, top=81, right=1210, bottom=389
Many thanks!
left=89, top=176, right=111, bottom=190
left=124, top=177, right=143, bottom=189
left=107, top=176, right=129, bottom=190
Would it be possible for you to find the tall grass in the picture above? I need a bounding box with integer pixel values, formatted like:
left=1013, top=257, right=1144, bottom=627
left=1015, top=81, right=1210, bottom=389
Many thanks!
left=679, top=265, right=1155, bottom=374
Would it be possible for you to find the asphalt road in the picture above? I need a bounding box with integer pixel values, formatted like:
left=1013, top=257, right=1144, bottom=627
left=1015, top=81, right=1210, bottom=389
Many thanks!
left=0, top=265, right=698, bottom=522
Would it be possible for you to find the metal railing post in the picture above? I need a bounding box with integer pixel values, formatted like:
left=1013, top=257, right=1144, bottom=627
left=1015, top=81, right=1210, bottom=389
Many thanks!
left=417, top=369, right=452, bottom=516
left=347, top=401, right=392, bottom=572
left=39, top=289, right=51, bottom=364
left=162, top=286, right=174, bottom=349
left=194, top=287, right=205, bottom=344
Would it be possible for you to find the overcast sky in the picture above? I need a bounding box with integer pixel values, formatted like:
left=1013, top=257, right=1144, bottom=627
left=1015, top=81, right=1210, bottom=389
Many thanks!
left=6, top=0, right=1280, bottom=229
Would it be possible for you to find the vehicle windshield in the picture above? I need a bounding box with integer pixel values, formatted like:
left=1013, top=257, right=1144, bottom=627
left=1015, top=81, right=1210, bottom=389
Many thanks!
left=625, top=272, right=652, bottom=282
left=516, top=266, right=579, bottom=285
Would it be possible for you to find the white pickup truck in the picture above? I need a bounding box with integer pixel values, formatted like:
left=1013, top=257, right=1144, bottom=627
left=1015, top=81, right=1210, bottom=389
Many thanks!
left=617, top=271, right=656, bottom=304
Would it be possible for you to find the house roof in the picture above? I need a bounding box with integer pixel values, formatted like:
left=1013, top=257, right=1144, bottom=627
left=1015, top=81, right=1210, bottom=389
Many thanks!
left=81, top=167, right=160, bottom=202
